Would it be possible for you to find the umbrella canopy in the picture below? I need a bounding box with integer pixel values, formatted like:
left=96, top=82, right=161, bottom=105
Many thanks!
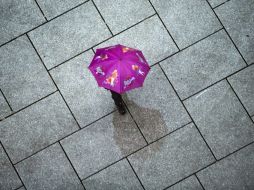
left=88, top=44, right=150, bottom=94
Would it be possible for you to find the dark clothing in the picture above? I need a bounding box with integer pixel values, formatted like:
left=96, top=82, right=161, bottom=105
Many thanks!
left=110, top=90, right=124, bottom=106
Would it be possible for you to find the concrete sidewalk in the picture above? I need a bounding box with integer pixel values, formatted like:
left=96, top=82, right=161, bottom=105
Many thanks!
left=0, top=0, right=254, bottom=189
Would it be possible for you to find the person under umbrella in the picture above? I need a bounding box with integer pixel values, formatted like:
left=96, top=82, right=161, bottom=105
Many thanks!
left=88, top=44, right=150, bottom=114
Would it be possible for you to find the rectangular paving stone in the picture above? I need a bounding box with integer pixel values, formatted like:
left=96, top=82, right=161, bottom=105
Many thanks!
left=184, top=80, right=254, bottom=159
left=215, top=0, right=254, bottom=64
left=0, top=35, right=56, bottom=111
left=83, top=159, right=143, bottom=190
left=61, top=111, right=146, bottom=179
left=0, top=92, right=79, bottom=163
left=50, top=50, right=115, bottom=128
left=29, top=1, right=111, bottom=69
left=128, top=123, right=215, bottom=190
left=151, top=0, right=221, bottom=49
left=123, top=65, right=191, bottom=143
left=93, top=0, right=155, bottom=34
left=197, top=143, right=254, bottom=190
left=95, top=15, right=178, bottom=66
left=37, top=0, right=88, bottom=20
left=165, top=175, right=203, bottom=190
left=0, top=0, right=45, bottom=46
left=160, top=30, right=245, bottom=100
left=15, top=143, right=84, bottom=190
left=228, top=64, right=254, bottom=116
left=208, top=0, right=228, bottom=8
left=0, top=144, right=22, bottom=190
left=0, top=91, right=12, bottom=120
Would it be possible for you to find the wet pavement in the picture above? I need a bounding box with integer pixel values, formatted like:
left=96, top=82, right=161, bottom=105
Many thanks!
left=0, top=0, right=254, bottom=189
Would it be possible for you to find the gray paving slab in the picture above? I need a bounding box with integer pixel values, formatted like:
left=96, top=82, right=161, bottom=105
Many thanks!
left=228, top=64, right=254, bottom=116
left=28, top=1, right=111, bottom=69
left=0, top=91, right=12, bottom=120
left=93, top=0, right=155, bottom=34
left=95, top=15, right=178, bottom=66
left=83, top=159, right=143, bottom=190
left=61, top=111, right=146, bottom=179
left=150, top=0, right=222, bottom=49
left=123, top=65, right=191, bottom=143
left=184, top=81, right=254, bottom=159
left=215, top=0, right=254, bottom=64
left=128, top=123, right=215, bottom=190
left=0, top=92, right=79, bottom=163
left=0, top=144, right=22, bottom=190
left=0, top=35, right=56, bottom=111
left=165, top=175, right=203, bottom=190
left=197, top=143, right=254, bottom=190
left=0, top=0, right=45, bottom=46
left=160, top=30, right=245, bottom=100
left=37, top=0, right=88, bottom=20
left=208, top=0, right=228, bottom=8
left=15, top=143, right=84, bottom=190
left=50, top=50, right=115, bottom=128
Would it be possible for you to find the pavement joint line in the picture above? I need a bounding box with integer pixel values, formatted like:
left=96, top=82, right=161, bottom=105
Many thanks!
left=0, top=141, right=27, bottom=189
left=195, top=173, right=206, bottom=190
left=26, top=34, right=82, bottom=129
left=91, top=0, right=114, bottom=36
left=3, top=90, right=58, bottom=120
left=0, top=88, right=13, bottom=112
left=122, top=100, right=149, bottom=145
left=149, top=27, right=224, bottom=68
left=126, top=157, right=146, bottom=190
left=162, top=140, right=254, bottom=190
left=226, top=79, right=254, bottom=125
left=14, top=185, right=25, bottom=190
left=58, top=142, right=87, bottom=190
left=33, top=0, right=48, bottom=21
left=181, top=62, right=254, bottom=102
left=205, top=0, right=248, bottom=66
left=158, top=64, right=218, bottom=161
left=147, top=0, right=180, bottom=51
left=213, top=0, right=231, bottom=9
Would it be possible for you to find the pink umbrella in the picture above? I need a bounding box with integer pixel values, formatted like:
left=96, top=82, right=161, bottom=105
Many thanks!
left=88, top=44, right=150, bottom=94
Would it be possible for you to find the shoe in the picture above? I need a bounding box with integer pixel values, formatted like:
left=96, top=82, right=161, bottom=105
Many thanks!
left=117, top=103, right=126, bottom=115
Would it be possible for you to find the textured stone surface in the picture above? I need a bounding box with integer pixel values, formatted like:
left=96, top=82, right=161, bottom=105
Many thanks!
left=50, top=50, right=115, bottom=128
left=0, top=36, right=56, bottom=111
left=93, top=0, right=155, bottom=34
left=184, top=81, right=254, bottom=159
left=0, top=144, right=22, bottom=190
left=123, top=65, right=191, bottom=143
left=61, top=111, right=146, bottom=179
left=208, top=0, right=228, bottom=8
left=29, top=1, right=111, bottom=69
left=128, top=123, right=215, bottom=190
left=228, top=64, right=254, bottom=116
left=165, top=176, right=203, bottom=190
left=95, top=15, right=178, bottom=66
left=83, top=159, right=143, bottom=190
left=197, top=143, right=254, bottom=190
left=0, top=0, right=45, bottom=45
left=0, top=92, right=79, bottom=163
left=37, top=0, right=87, bottom=19
left=15, top=143, right=84, bottom=190
left=215, top=0, right=254, bottom=64
left=160, top=30, right=245, bottom=100
left=151, top=0, right=221, bottom=48
left=17, top=187, right=25, bottom=190
left=0, top=91, right=12, bottom=119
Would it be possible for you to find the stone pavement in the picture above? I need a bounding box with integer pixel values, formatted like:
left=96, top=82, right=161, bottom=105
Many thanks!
left=0, top=0, right=254, bottom=189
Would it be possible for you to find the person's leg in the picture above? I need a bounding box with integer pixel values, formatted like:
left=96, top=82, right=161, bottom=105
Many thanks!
left=110, top=90, right=126, bottom=114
